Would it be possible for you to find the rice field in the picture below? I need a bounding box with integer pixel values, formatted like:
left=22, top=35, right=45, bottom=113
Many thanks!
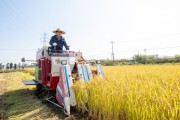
left=74, top=65, right=180, bottom=120
left=17, top=65, right=180, bottom=119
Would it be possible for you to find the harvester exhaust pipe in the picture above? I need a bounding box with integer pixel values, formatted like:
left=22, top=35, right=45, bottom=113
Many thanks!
left=21, top=57, right=36, bottom=62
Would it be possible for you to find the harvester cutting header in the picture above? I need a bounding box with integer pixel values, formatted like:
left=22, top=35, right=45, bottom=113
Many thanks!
left=22, top=28, right=104, bottom=116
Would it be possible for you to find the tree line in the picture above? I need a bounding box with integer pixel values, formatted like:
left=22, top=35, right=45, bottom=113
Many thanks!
left=98, top=54, right=180, bottom=66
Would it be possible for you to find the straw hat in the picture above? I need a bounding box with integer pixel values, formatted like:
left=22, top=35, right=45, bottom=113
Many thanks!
left=53, top=28, right=65, bottom=34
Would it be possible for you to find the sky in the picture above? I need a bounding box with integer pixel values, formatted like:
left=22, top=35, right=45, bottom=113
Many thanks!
left=0, top=0, right=180, bottom=64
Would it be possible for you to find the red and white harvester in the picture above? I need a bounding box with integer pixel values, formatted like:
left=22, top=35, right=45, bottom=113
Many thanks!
left=22, top=46, right=104, bottom=116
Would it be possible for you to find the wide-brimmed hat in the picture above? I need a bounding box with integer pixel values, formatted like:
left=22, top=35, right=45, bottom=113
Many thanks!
left=53, top=28, right=65, bottom=34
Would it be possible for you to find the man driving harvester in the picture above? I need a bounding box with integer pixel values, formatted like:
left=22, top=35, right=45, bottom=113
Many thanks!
left=49, top=28, right=69, bottom=51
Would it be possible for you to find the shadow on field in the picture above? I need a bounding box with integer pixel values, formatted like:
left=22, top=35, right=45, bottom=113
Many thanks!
left=2, top=88, right=87, bottom=120
left=0, top=95, right=6, bottom=120
left=2, top=88, right=63, bottom=119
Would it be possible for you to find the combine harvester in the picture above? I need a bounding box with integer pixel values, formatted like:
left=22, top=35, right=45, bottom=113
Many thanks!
left=22, top=46, right=104, bottom=116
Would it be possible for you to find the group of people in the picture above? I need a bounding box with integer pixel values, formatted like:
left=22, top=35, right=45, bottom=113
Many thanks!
left=0, top=63, right=24, bottom=70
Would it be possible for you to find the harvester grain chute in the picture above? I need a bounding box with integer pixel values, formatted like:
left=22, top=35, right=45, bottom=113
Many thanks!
left=22, top=46, right=104, bottom=116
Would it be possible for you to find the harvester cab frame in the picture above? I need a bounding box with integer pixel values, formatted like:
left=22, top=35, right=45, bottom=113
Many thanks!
left=22, top=46, right=104, bottom=116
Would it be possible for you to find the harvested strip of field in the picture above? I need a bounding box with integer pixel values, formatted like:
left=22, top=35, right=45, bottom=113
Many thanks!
left=0, top=72, right=84, bottom=120
left=0, top=72, right=59, bottom=120
left=0, top=73, right=6, bottom=119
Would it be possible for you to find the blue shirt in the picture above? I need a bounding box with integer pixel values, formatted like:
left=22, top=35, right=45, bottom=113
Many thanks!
left=49, top=35, right=69, bottom=50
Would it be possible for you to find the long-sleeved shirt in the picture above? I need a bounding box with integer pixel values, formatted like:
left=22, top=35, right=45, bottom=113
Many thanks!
left=49, top=35, right=69, bottom=50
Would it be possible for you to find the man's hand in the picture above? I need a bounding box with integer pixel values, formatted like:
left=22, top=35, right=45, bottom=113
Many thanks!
left=53, top=43, right=57, bottom=46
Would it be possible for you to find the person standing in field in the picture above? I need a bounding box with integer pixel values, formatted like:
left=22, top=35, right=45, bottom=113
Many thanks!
left=18, top=63, right=21, bottom=70
left=10, top=63, right=13, bottom=70
left=0, top=63, right=2, bottom=70
left=22, top=63, right=24, bottom=70
left=14, top=63, right=17, bottom=70
left=6, top=63, right=9, bottom=70
left=49, top=28, right=69, bottom=51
